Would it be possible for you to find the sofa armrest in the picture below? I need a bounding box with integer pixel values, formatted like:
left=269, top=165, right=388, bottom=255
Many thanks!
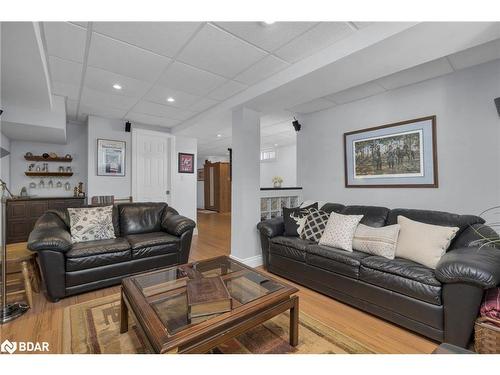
left=27, top=212, right=72, bottom=253
left=435, top=247, right=500, bottom=289
left=256, top=217, right=285, bottom=238
left=162, top=214, right=196, bottom=237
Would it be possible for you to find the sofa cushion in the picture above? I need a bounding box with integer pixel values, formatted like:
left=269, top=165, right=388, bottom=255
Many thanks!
left=306, top=244, right=371, bottom=278
left=270, top=236, right=315, bottom=262
left=119, top=203, right=167, bottom=235
left=66, top=237, right=131, bottom=271
left=321, top=203, right=345, bottom=215
left=126, top=232, right=180, bottom=250
left=342, top=205, right=390, bottom=227
left=359, top=256, right=442, bottom=305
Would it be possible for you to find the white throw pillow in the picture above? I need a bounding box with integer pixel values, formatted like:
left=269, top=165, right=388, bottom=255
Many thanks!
left=395, top=215, right=459, bottom=269
left=318, top=212, right=363, bottom=251
left=68, top=205, right=116, bottom=243
left=352, top=224, right=401, bottom=259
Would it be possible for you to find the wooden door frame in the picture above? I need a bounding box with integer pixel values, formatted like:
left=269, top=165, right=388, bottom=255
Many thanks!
left=131, top=128, right=176, bottom=204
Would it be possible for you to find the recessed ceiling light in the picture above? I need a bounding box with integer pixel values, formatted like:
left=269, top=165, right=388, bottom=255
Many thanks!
left=113, top=84, right=122, bottom=90
left=167, top=97, right=175, bottom=103
left=217, top=134, right=222, bottom=138
left=263, top=21, right=275, bottom=25
left=274, top=143, right=278, bottom=147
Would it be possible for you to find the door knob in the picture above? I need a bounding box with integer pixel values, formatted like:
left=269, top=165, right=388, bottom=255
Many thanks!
left=166, top=190, right=170, bottom=195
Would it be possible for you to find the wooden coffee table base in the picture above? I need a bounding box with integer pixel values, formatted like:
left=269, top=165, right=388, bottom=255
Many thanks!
left=120, top=290, right=299, bottom=354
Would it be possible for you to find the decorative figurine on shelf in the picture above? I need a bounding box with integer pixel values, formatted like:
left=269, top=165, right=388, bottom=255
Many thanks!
left=65, top=154, right=71, bottom=159
left=66, top=166, right=72, bottom=173
left=49, top=152, right=58, bottom=159
left=28, top=163, right=35, bottom=172
left=42, top=153, right=50, bottom=159
left=36, top=165, right=41, bottom=172
left=77, top=182, right=85, bottom=198
left=25, top=152, right=33, bottom=157
left=272, top=176, right=283, bottom=188
left=48, top=179, right=53, bottom=189
left=20, top=187, right=28, bottom=197
left=39, top=180, right=45, bottom=189
left=58, top=166, right=64, bottom=172
left=65, top=182, right=71, bottom=191
left=56, top=181, right=62, bottom=188
left=73, top=187, right=78, bottom=197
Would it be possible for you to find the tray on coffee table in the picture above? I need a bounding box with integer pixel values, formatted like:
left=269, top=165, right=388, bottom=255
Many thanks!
left=120, top=256, right=299, bottom=353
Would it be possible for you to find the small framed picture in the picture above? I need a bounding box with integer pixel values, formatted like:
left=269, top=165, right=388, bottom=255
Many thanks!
left=197, top=168, right=204, bottom=181
left=178, top=153, right=194, bottom=174
left=97, top=139, right=126, bottom=177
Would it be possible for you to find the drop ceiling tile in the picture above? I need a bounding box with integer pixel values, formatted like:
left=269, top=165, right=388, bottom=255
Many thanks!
left=49, top=56, right=82, bottom=86
left=288, top=98, right=337, bottom=114
left=207, top=80, right=247, bottom=101
left=275, top=22, right=354, bottom=63
left=51, top=82, right=80, bottom=100
left=70, top=22, right=88, bottom=29
left=66, top=99, right=78, bottom=121
left=326, top=81, right=386, bottom=104
left=234, top=55, right=289, bottom=85
left=143, top=84, right=200, bottom=109
left=214, top=22, right=316, bottom=51
left=447, top=38, right=500, bottom=71
left=133, top=100, right=196, bottom=121
left=177, top=23, right=267, bottom=77
left=127, top=112, right=180, bottom=128
left=376, top=58, right=454, bottom=90
left=84, top=66, right=151, bottom=98
left=88, top=33, right=171, bottom=82
left=81, top=87, right=138, bottom=110
left=189, top=97, right=220, bottom=112
left=158, top=61, right=226, bottom=96
left=93, top=22, right=201, bottom=58
left=79, top=104, right=127, bottom=119
left=44, top=22, right=87, bottom=63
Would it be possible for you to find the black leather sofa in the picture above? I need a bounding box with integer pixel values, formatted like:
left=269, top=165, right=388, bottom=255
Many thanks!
left=28, top=202, right=196, bottom=302
left=257, top=203, right=500, bottom=348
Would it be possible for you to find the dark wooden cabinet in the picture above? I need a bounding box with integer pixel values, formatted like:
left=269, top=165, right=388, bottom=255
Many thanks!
left=204, top=161, right=231, bottom=213
left=6, top=197, right=85, bottom=244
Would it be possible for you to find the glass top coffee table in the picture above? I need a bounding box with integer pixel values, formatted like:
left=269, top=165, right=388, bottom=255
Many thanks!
left=120, top=256, right=299, bottom=353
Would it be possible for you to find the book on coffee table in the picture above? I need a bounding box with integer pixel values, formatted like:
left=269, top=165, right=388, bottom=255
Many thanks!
left=187, top=276, right=232, bottom=319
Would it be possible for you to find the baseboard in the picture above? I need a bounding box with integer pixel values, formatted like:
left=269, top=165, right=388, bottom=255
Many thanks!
left=229, top=254, right=263, bottom=268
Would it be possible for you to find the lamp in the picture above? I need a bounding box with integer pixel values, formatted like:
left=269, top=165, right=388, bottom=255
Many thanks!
left=0, top=179, right=29, bottom=324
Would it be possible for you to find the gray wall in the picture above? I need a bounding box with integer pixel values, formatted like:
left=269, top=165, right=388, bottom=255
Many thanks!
left=87, top=116, right=132, bottom=201
left=10, top=122, right=87, bottom=197
left=1, top=133, right=10, bottom=189
left=298, top=59, right=500, bottom=215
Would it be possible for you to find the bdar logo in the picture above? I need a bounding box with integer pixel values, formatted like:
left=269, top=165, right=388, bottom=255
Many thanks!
left=1, top=339, right=17, bottom=354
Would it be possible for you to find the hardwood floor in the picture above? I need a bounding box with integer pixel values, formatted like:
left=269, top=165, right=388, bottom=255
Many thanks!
left=1, top=211, right=438, bottom=354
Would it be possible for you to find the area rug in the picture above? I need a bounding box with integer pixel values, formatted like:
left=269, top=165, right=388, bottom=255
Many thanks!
left=63, top=294, right=375, bottom=354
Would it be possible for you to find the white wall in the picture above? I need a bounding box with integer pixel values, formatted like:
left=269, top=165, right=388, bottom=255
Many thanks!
left=1, top=133, right=10, bottom=189
left=9, top=122, right=87, bottom=197
left=196, top=155, right=229, bottom=209
left=173, top=136, right=197, bottom=222
left=87, top=116, right=132, bottom=201
left=260, top=144, right=297, bottom=187
left=298, top=59, right=500, bottom=215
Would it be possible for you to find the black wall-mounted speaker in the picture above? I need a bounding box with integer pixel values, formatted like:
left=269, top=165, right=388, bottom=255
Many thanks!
left=125, top=121, right=131, bottom=132
left=495, top=97, right=500, bottom=117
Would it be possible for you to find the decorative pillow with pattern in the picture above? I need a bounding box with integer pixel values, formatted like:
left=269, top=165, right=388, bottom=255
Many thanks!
left=68, top=205, right=116, bottom=243
left=300, top=208, right=330, bottom=242
left=318, top=212, right=364, bottom=251
left=283, top=202, right=318, bottom=236
left=352, top=223, right=401, bottom=259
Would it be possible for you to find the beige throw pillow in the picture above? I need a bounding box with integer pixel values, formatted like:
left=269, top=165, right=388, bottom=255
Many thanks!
left=352, top=224, right=400, bottom=259
left=395, top=216, right=459, bottom=269
left=318, top=212, right=363, bottom=251
left=68, top=205, right=116, bottom=243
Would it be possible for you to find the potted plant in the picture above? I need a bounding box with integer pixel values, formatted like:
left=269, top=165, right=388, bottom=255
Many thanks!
left=272, top=176, right=283, bottom=188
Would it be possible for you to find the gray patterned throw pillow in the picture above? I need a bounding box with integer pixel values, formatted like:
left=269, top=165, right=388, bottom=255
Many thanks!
left=68, top=206, right=116, bottom=243
left=300, top=208, right=330, bottom=242
left=319, top=212, right=364, bottom=252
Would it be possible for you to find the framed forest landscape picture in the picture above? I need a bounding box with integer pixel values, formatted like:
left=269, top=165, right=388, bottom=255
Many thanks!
left=178, top=152, right=194, bottom=173
left=344, top=116, right=438, bottom=188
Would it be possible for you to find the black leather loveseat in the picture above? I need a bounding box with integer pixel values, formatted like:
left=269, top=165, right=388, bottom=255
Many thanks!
left=28, top=202, right=196, bottom=302
left=257, top=203, right=500, bottom=348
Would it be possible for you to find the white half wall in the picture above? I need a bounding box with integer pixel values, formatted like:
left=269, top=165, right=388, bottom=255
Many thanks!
left=297, top=59, right=500, bottom=215
left=9, top=122, right=87, bottom=197
left=260, top=144, right=297, bottom=188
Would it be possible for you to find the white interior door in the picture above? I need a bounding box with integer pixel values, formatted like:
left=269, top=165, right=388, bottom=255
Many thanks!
left=132, top=129, right=175, bottom=204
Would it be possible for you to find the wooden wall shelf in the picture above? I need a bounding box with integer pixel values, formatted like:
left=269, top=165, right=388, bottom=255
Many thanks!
left=25, top=172, right=73, bottom=177
left=24, top=155, right=72, bottom=162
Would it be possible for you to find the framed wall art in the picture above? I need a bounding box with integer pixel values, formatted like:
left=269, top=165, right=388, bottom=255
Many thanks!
left=178, top=153, right=194, bottom=174
left=344, top=116, right=438, bottom=188
left=97, top=139, right=126, bottom=177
